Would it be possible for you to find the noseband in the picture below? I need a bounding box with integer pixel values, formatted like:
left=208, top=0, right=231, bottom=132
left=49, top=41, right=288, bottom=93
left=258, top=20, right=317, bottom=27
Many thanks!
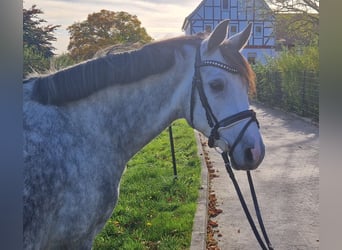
left=189, top=47, right=259, bottom=155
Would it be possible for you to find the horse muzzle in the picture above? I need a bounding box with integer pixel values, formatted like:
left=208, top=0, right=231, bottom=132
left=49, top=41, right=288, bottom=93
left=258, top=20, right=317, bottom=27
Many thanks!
left=229, top=139, right=265, bottom=170
left=208, top=109, right=265, bottom=170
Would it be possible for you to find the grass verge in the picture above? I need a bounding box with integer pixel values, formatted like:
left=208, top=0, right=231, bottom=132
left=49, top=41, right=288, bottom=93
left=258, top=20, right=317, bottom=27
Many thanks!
left=93, top=119, right=202, bottom=249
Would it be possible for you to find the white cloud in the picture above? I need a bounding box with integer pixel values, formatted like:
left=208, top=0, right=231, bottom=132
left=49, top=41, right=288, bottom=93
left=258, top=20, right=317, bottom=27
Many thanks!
left=23, top=0, right=199, bottom=54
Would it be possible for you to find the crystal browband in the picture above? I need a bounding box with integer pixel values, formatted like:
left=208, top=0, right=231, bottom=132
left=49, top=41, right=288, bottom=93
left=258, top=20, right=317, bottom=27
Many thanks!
left=199, top=60, right=239, bottom=74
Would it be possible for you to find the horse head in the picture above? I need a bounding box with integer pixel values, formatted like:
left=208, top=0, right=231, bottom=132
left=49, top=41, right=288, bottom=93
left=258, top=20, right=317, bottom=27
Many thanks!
left=189, top=20, right=265, bottom=170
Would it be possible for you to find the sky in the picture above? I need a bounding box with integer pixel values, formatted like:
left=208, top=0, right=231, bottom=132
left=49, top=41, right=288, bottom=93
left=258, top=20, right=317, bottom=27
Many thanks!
left=23, top=0, right=201, bottom=55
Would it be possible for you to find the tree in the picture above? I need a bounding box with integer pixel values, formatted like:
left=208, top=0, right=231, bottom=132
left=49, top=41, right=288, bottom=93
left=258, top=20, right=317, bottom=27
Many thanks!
left=268, top=0, right=319, bottom=14
left=275, top=12, right=318, bottom=47
left=67, top=10, right=153, bottom=61
left=267, top=0, right=319, bottom=26
left=23, top=45, right=50, bottom=77
left=50, top=53, right=77, bottom=72
left=23, top=5, right=60, bottom=58
left=265, top=0, right=319, bottom=48
left=23, top=4, right=60, bottom=77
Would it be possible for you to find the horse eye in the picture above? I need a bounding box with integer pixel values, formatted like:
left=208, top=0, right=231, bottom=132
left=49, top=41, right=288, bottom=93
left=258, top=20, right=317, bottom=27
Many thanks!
left=209, top=80, right=225, bottom=92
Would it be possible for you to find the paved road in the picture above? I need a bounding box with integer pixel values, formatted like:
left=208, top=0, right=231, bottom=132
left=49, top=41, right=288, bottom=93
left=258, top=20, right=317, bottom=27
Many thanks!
left=200, top=102, right=319, bottom=250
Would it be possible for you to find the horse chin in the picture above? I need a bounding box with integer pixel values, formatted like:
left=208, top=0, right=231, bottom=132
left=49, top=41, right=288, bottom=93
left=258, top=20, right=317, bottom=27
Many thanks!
left=230, top=156, right=259, bottom=171
left=215, top=140, right=230, bottom=152
left=230, top=143, right=265, bottom=171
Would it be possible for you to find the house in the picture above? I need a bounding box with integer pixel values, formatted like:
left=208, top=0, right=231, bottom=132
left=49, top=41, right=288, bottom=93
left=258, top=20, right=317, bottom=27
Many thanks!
left=182, top=0, right=276, bottom=64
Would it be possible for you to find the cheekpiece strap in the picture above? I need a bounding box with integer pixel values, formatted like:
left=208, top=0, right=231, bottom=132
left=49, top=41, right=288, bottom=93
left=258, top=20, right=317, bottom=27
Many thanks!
left=190, top=47, right=240, bottom=129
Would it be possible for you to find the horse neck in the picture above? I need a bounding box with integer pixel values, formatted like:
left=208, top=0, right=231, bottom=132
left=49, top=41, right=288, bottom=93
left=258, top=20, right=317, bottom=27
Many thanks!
left=67, top=51, right=195, bottom=165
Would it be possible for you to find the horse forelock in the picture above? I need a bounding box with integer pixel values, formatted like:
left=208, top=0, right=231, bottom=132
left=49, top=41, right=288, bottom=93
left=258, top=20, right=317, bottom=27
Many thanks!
left=219, top=42, right=256, bottom=95
left=30, top=35, right=204, bottom=106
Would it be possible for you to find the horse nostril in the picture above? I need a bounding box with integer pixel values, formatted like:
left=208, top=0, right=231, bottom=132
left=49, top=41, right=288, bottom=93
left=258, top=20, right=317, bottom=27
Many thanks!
left=245, top=148, right=254, bottom=162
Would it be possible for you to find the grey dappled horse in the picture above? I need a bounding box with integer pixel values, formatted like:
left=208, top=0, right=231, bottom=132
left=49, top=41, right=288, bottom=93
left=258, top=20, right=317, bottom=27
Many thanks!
left=23, top=20, right=265, bottom=249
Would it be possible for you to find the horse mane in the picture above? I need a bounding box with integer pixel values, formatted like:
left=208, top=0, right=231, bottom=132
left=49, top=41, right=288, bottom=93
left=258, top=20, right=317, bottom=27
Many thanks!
left=30, top=36, right=203, bottom=105
left=29, top=32, right=255, bottom=105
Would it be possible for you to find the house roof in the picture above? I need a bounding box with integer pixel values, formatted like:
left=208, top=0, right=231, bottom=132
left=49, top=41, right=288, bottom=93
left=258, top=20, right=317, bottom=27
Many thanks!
left=181, top=0, right=206, bottom=31
left=181, top=0, right=275, bottom=31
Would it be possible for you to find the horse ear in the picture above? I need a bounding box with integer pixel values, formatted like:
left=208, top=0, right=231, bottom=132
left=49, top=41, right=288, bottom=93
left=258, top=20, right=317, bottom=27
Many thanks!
left=207, top=20, right=230, bottom=52
left=228, top=22, right=253, bottom=52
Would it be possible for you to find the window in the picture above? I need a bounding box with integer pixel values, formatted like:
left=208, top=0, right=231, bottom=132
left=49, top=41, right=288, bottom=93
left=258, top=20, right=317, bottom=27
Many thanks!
left=230, top=25, right=237, bottom=34
left=247, top=52, right=257, bottom=64
left=255, top=25, right=262, bottom=36
left=223, top=0, right=229, bottom=9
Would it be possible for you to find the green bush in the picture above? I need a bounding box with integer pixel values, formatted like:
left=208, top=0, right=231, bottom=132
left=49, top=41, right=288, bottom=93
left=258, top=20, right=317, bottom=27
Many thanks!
left=50, top=53, right=77, bottom=71
left=23, top=45, right=50, bottom=78
left=253, top=45, right=319, bottom=121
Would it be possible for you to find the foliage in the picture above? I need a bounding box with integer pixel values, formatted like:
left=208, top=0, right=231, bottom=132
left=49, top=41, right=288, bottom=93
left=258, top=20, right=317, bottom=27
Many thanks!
left=50, top=53, right=77, bottom=72
left=93, top=119, right=201, bottom=249
left=23, top=4, right=60, bottom=58
left=67, top=10, right=153, bottom=61
left=267, top=0, right=319, bottom=18
left=23, top=4, right=61, bottom=77
left=256, top=45, right=318, bottom=72
left=275, top=13, right=319, bottom=47
left=253, top=46, right=319, bottom=121
left=265, top=0, right=319, bottom=47
left=23, top=45, right=50, bottom=77
left=24, top=49, right=78, bottom=78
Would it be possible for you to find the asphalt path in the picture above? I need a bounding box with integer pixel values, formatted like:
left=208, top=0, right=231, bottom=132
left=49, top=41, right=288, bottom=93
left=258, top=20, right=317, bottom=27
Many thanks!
left=199, top=102, right=319, bottom=250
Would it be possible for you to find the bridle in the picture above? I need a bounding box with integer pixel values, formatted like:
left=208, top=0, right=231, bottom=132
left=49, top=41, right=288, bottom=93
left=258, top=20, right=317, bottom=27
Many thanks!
left=189, top=46, right=258, bottom=154
left=189, top=46, right=274, bottom=250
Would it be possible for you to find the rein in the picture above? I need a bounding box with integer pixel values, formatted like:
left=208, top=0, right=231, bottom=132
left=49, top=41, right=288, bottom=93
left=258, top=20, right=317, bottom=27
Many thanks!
left=190, top=46, right=273, bottom=249
left=222, top=153, right=273, bottom=250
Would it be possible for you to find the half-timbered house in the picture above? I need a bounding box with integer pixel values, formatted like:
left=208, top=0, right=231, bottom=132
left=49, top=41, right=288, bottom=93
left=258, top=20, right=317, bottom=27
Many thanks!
left=182, top=0, right=276, bottom=63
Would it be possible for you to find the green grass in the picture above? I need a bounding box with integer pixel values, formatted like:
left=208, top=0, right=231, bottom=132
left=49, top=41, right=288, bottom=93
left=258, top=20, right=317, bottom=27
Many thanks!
left=93, top=119, right=201, bottom=250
